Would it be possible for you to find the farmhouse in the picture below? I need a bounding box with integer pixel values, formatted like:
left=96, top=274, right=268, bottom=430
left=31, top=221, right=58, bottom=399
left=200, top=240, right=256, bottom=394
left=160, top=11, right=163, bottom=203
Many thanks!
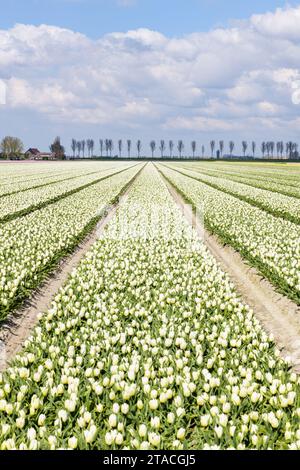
left=24, top=148, right=40, bottom=158
left=25, top=148, right=55, bottom=160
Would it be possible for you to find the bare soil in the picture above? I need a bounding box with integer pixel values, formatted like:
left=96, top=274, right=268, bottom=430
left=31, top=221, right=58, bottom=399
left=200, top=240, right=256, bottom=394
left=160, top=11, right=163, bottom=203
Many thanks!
left=162, top=174, right=300, bottom=373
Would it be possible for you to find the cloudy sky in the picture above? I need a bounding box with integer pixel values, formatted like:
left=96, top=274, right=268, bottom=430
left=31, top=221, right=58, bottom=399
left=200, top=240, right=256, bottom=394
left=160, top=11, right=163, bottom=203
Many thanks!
left=1, top=0, right=300, bottom=154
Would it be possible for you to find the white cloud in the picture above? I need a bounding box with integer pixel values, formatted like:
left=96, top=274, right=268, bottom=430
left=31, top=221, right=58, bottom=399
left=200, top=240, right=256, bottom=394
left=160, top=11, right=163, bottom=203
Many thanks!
left=251, top=6, right=300, bottom=40
left=1, top=5, right=300, bottom=144
left=257, top=101, right=280, bottom=115
left=8, top=78, right=76, bottom=110
left=165, top=116, right=239, bottom=132
left=0, top=79, right=6, bottom=105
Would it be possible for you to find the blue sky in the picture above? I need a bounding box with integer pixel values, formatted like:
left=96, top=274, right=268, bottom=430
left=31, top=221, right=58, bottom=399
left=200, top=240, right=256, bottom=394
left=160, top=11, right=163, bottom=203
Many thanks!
left=0, top=0, right=298, bottom=39
left=1, top=1, right=300, bottom=154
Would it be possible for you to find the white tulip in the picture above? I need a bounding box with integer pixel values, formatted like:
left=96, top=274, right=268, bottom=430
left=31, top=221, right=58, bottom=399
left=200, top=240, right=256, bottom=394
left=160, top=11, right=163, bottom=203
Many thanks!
left=200, top=415, right=210, bottom=427
left=140, top=441, right=150, bottom=450
left=68, top=436, right=78, bottom=449
left=121, top=403, right=129, bottom=414
left=38, top=414, right=46, bottom=426
left=115, top=433, right=123, bottom=445
left=27, top=428, right=36, bottom=441
left=177, top=428, right=185, bottom=441
left=149, top=399, right=159, bottom=410
left=148, top=432, right=160, bottom=447
left=84, top=425, right=97, bottom=444
left=214, top=426, right=223, bottom=439
left=58, top=410, right=68, bottom=422
left=150, top=417, right=160, bottom=429
left=108, top=414, right=117, bottom=428
left=138, top=424, right=147, bottom=438
left=105, top=432, right=114, bottom=446
left=112, top=403, right=120, bottom=414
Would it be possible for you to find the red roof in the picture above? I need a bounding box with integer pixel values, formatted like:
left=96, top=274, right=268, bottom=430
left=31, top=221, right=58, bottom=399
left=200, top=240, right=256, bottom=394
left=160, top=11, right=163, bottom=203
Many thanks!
left=26, top=148, right=40, bottom=155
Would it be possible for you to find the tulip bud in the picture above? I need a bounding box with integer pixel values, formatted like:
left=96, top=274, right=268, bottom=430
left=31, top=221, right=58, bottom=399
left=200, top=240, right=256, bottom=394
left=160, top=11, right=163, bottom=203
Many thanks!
left=68, top=437, right=78, bottom=449
left=177, top=428, right=185, bottom=441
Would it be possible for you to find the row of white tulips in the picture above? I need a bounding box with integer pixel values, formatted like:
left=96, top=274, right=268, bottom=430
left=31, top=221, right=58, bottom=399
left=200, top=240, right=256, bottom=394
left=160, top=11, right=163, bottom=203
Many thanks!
left=0, top=170, right=77, bottom=194
left=166, top=164, right=300, bottom=223
left=0, top=164, right=142, bottom=319
left=181, top=161, right=300, bottom=183
left=0, top=163, right=299, bottom=450
left=0, top=162, right=91, bottom=186
left=158, top=165, right=300, bottom=304
left=0, top=164, right=134, bottom=219
left=178, top=163, right=300, bottom=199
left=0, top=168, right=107, bottom=197
left=0, top=161, right=114, bottom=181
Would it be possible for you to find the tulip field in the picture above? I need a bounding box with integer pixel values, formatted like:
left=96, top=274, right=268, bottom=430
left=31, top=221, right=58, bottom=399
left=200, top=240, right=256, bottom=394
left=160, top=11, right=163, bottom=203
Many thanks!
left=0, top=162, right=141, bottom=319
left=0, top=160, right=300, bottom=450
left=158, top=163, right=300, bottom=304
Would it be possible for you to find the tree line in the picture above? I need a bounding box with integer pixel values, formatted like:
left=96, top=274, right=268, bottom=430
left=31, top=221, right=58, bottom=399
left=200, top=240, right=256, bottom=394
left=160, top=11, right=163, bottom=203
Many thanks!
left=0, top=135, right=299, bottom=160
left=70, top=138, right=300, bottom=159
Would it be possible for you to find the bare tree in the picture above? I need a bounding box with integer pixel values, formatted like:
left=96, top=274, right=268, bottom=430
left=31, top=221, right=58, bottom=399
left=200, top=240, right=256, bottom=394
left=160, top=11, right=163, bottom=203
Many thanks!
left=270, top=141, right=275, bottom=159
left=127, top=140, right=132, bottom=158
left=71, top=139, right=76, bottom=158
left=81, top=140, right=86, bottom=158
left=105, top=139, right=110, bottom=157
left=242, top=141, right=248, bottom=158
left=169, top=140, right=174, bottom=159
left=1, top=136, right=24, bottom=159
left=201, top=145, right=205, bottom=159
left=286, top=141, right=295, bottom=159
left=276, top=141, right=281, bottom=159
left=76, top=141, right=82, bottom=158
left=286, top=142, right=290, bottom=159
left=261, top=142, right=266, bottom=159
left=137, top=140, right=142, bottom=158
left=108, top=139, right=113, bottom=158
left=90, top=139, right=94, bottom=157
left=178, top=140, right=184, bottom=159
left=229, top=141, right=235, bottom=157
left=210, top=140, right=215, bottom=158
left=99, top=139, right=104, bottom=158
left=219, top=140, right=224, bottom=158
left=279, top=141, right=284, bottom=159
left=118, top=140, right=123, bottom=159
left=191, top=141, right=196, bottom=159
left=86, top=139, right=91, bottom=158
left=50, top=137, right=65, bottom=159
left=252, top=141, right=256, bottom=158
left=150, top=140, right=156, bottom=159
left=159, top=140, right=166, bottom=158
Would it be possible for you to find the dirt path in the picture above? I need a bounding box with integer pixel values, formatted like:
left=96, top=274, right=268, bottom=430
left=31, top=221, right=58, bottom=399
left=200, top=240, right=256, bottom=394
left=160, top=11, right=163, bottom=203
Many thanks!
left=0, top=168, right=143, bottom=371
left=160, top=170, right=300, bottom=373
